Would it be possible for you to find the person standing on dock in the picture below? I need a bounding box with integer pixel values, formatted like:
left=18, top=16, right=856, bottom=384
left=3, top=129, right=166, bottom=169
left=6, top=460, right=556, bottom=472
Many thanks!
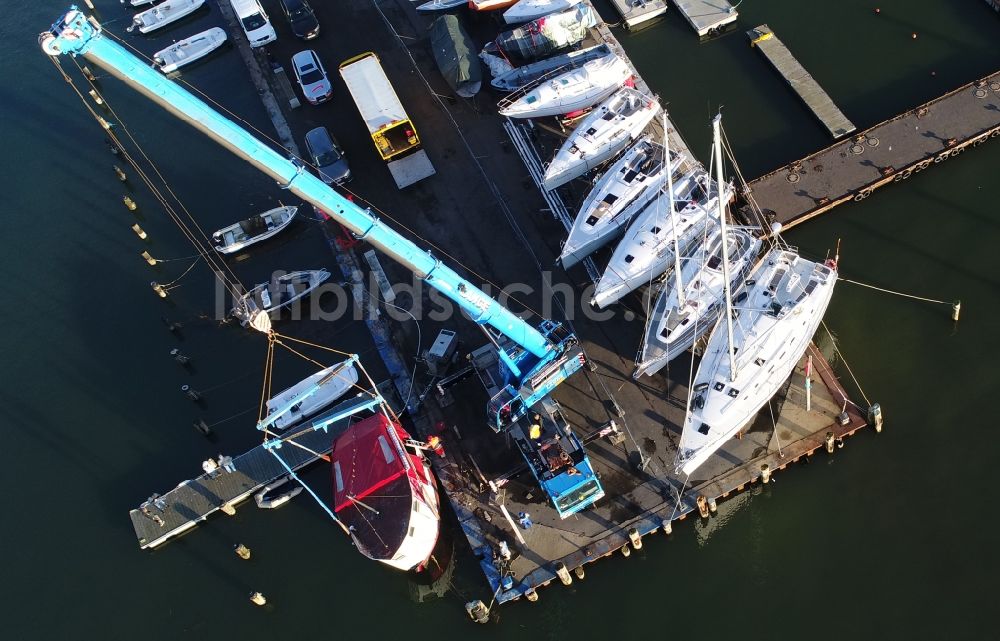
left=218, top=454, right=236, bottom=474
left=202, top=457, right=220, bottom=478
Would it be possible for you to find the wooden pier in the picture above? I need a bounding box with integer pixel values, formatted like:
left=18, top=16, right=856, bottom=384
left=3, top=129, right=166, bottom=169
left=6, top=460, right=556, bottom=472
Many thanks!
left=740, top=70, right=1000, bottom=230
left=748, top=25, right=855, bottom=139
left=607, top=0, right=667, bottom=30
left=674, top=0, right=738, bottom=37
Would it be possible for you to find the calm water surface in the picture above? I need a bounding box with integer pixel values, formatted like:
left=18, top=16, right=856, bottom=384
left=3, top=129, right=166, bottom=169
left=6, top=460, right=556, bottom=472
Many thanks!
left=3, top=1, right=997, bottom=638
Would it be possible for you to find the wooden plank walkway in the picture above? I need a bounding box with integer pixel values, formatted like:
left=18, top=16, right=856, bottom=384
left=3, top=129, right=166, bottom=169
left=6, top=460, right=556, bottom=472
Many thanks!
left=675, top=0, right=738, bottom=37
left=608, top=0, right=668, bottom=30
left=740, top=70, right=1000, bottom=230
left=748, top=25, right=855, bottom=139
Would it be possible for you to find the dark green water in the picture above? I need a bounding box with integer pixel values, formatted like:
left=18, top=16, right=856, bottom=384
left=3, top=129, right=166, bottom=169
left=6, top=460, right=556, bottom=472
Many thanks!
left=4, top=1, right=998, bottom=638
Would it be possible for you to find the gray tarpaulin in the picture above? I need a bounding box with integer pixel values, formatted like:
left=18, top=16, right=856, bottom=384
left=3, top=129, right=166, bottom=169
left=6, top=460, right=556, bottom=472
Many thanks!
left=430, top=14, right=482, bottom=98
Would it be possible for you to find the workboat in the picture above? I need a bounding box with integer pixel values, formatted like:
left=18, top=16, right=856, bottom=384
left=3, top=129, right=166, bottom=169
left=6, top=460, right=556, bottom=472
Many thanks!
left=503, top=0, right=583, bottom=24
left=498, top=53, right=631, bottom=119
left=153, top=27, right=226, bottom=73
left=469, top=0, right=519, bottom=10
left=232, top=269, right=330, bottom=326
left=482, top=4, right=598, bottom=64
left=488, top=43, right=610, bottom=92
left=542, top=87, right=660, bottom=191
left=676, top=115, right=838, bottom=477
left=211, top=205, right=297, bottom=255
left=591, top=170, right=724, bottom=308
left=415, top=0, right=467, bottom=12
left=560, top=136, right=682, bottom=268
left=129, top=0, right=205, bottom=34
left=332, top=412, right=440, bottom=571
left=634, top=226, right=761, bottom=378
left=264, top=360, right=360, bottom=431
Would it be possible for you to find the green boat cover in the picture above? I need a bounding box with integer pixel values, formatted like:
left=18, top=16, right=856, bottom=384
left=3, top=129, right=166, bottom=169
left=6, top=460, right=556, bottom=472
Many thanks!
left=430, top=14, right=482, bottom=98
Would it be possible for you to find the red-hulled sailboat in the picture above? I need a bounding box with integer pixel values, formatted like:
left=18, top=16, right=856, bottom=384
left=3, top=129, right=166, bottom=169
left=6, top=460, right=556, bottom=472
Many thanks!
left=331, top=412, right=440, bottom=571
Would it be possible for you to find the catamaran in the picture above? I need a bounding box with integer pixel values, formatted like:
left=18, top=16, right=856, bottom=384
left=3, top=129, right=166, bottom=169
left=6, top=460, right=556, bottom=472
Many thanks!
left=675, top=115, right=838, bottom=477
left=542, top=87, right=660, bottom=191
left=331, top=412, right=440, bottom=571
left=590, top=170, right=725, bottom=308
left=264, top=360, right=360, bottom=432
left=211, top=205, right=297, bottom=255
left=129, top=0, right=205, bottom=34
left=499, top=53, right=631, bottom=119
left=503, top=0, right=584, bottom=24
left=153, top=27, right=227, bottom=73
left=560, top=136, right=682, bottom=268
left=232, top=269, right=330, bottom=327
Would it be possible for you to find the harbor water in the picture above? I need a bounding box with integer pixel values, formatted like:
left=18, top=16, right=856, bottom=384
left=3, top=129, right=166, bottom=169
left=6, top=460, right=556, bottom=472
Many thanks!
left=3, top=0, right=997, bottom=638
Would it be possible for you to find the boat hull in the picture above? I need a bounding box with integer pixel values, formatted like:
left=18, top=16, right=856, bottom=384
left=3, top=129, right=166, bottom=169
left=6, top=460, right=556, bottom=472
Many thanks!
left=265, top=361, right=360, bottom=431
left=213, top=205, right=297, bottom=255
left=132, top=0, right=205, bottom=34
left=490, top=43, right=610, bottom=92
left=232, top=268, right=331, bottom=325
left=154, top=27, right=227, bottom=73
left=503, top=0, right=583, bottom=24
left=499, top=54, right=630, bottom=119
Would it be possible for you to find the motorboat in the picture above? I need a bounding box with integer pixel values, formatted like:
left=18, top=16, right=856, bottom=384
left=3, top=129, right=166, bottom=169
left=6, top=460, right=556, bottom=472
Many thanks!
left=634, top=226, right=761, bottom=377
left=415, top=0, right=467, bottom=12
left=498, top=53, right=630, bottom=119
left=560, top=136, right=682, bottom=268
left=482, top=4, right=598, bottom=64
left=591, top=171, right=726, bottom=308
left=153, top=27, right=227, bottom=73
left=542, top=87, right=660, bottom=191
left=232, top=269, right=330, bottom=327
left=211, top=205, right=297, bottom=255
left=332, top=412, right=440, bottom=570
left=503, top=0, right=583, bottom=24
left=130, top=0, right=205, bottom=34
left=488, top=43, right=610, bottom=92
left=264, top=360, right=360, bottom=431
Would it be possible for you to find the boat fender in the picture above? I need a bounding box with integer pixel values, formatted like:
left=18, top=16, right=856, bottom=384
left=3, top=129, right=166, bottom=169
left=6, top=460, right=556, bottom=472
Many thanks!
left=901, top=169, right=912, bottom=179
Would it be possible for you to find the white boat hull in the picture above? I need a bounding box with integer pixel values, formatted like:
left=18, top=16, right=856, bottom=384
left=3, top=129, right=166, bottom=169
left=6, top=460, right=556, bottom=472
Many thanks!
left=131, top=0, right=205, bottom=34
left=503, top=0, right=583, bottom=24
left=677, top=249, right=838, bottom=477
left=542, top=87, right=660, bottom=191
left=213, top=205, right=297, bottom=255
left=232, top=269, right=331, bottom=325
left=490, top=43, right=610, bottom=92
left=499, top=53, right=630, bottom=119
left=265, top=361, right=360, bottom=431
left=154, top=27, right=227, bottom=73
left=415, top=0, right=467, bottom=12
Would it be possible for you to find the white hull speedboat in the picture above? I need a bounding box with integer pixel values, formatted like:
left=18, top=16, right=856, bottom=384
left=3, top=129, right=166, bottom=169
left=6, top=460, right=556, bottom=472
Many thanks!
left=591, top=172, right=728, bottom=308
left=634, top=227, right=762, bottom=378
left=212, top=205, right=297, bottom=255
left=154, top=27, right=227, bottom=73
left=503, top=0, right=583, bottom=24
left=265, top=360, right=360, bottom=431
left=490, top=43, right=610, bottom=92
left=499, top=53, right=630, bottom=119
left=232, top=269, right=331, bottom=327
left=130, top=0, right=205, bottom=34
left=415, top=0, right=467, bottom=12
left=560, top=136, right=682, bottom=268
left=677, top=248, right=838, bottom=477
left=542, top=87, right=660, bottom=191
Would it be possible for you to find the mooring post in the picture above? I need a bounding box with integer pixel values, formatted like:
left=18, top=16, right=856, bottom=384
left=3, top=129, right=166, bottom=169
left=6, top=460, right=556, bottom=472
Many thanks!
left=524, top=587, right=539, bottom=602
left=573, top=566, right=585, bottom=580
left=661, top=519, right=673, bottom=535
left=696, top=495, right=710, bottom=518
left=825, top=431, right=836, bottom=454
left=170, top=348, right=190, bottom=365
left=554, top=561, right=572, bottom=586
left=628, top=527, right=642, bottom=550
left=151, top=281, right=167, bottom=298
left=181, top=385, right=202, bottom=401
left=760, top=464, right=772, bottom=484
left=707, top=497, right=718, bottom=514
left=249, top=592, right=266, bottom=606
left=234, top=544, right=251, bottom=560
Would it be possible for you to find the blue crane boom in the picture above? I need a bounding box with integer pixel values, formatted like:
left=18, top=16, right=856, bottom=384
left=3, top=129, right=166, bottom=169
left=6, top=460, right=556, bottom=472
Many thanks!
left=40, top=8, right=587, bottom=431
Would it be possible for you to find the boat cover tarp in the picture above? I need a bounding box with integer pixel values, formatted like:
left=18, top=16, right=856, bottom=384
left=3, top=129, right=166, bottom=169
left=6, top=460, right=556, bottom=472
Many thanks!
left=429, top=14, right=482, bottom=98
left=331, top=413, right=407, bottom=512
left=483, top=4, right=597, bottom=64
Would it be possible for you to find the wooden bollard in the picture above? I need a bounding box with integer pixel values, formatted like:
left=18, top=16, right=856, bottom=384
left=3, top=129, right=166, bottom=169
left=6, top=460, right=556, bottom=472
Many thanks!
left=628, top=527, right=642, bottom=550
left=620, top=544, right=631, bottom=558
left=249, top=592, right=266, bottom=606
left=88, top=89, right=103, bottom=105
left=465, top=600, right=489, bottom=624
left=234, top=543, right=251, bottom=560
left=825, top=432, right=836, bottom=454
left=696, top=495, right=710, bottom=518
left=123, top=196, right=137, bottom=211
left=661, top=519, right=672, bottom=535
left=952, top=301, right=961, bottom=322
left=760, top=464, right=771, bottom=484
left=151, top=281, right=167, bottom=298
left=131, top=223, right=147, bottom=239
left=82, top=66, right=96, bottom=82
left=707, top=498, right=718, bottom=514
left=221, top=503, right=237, bottom=516
left=141, top=251, right=157, bottom=266
left=554, top=561, right=572, bottom=586
left=869, top=403, right=883, bottom=433
left=573, top=566, right=585, bottom=580
left=114, top=165, right=127, bottom=181
left=524, top=587, right=539, bottom=602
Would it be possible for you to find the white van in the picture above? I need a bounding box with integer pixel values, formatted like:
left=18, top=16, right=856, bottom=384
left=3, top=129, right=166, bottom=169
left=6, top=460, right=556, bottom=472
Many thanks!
left=230, top=0, right=277, bottom=47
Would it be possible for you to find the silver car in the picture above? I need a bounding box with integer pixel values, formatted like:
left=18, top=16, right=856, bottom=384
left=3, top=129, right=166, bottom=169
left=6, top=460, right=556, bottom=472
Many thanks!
left=291, top=50, right=332, bottom=105
left=304, top=127, right=351, bottom=185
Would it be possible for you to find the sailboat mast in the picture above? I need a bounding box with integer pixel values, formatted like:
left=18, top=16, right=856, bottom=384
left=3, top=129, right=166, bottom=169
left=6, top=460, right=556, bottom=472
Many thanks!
left=664, top=113, right=685, bottom=307
left=712, top=114, right=737, bottom=381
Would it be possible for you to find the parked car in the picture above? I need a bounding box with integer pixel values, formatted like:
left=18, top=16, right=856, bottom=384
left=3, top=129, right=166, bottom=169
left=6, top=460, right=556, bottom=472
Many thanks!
left=305, top=127, right=351, bottom=184
left=230, top=0, right=277, bottom=47
left=278, top=0, right=319, bottom=40
left=291, top=50, right=332, bottom=105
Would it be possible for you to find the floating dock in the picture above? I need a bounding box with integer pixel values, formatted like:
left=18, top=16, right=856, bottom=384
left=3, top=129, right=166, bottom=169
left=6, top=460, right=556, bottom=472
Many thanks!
left=739, top=70, right=1000, bottom=230
left=748, top=25, right=855, bottom=139
left=675, top=0, right=738, bottom=37
left=608, top=0, right=668, bottom=30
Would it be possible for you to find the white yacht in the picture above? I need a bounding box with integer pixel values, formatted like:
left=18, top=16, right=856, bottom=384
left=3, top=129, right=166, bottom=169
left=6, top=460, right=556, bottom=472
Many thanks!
left=232, top=269, right=331, bottom=327
left=264, top=361, right=360, bottom=431
left=503, top=0, right=584, bottom=25
left=211, top=205, right=297, bottom=255
left=154, top=27, right=227, bottom=73
left=499, top=53, right=631, bottom=119
left=489, top=43, right=610, bottom=92
left=130, top=0, right=204, bottom=34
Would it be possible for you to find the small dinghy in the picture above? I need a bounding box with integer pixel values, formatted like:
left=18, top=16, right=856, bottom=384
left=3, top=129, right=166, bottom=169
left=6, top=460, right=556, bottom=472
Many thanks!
left=415, top=0, right=467, bottom=12
left=264, top=360, right=360, bottom=431
left=503, top=0, right=583, bottom=24
left=560, top=136, right=682, bottom=268
left=488, top=43, right=610, bottom=92
left=542, top=87, right=660, bottom=191
left=232, top=269, right=331, bottom=327
left=499, top=53, right=631, bottom=119
left=130, top=0, right=205, bottom=34
left=254, top=476, right=303, bottom=509
left=153, top=27, right=227, bottom=73
left=212, top=205, right=297, bottom=255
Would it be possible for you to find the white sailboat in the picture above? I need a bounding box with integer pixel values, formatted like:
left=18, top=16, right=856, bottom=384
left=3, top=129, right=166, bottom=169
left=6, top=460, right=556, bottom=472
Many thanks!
left=211, top=205, right=297, bottom=255
left=130, top=0, right=205, bottom=34
left=560, top=136, right=682, bottom=268
left=499, top=53, right=631, bottom=119
left=264, top=360, right=360, bottom=431
left=503, top=0, right=583, bottom=24
left=489, top=43, right=611, bottom=92
left=232, top=269, right=331, bottom=327
left=153, top=27, right=227, bottom=73
left=542, top=87, right=660, bottom=191
left=675, top=115, right=838, bottom=477
left=590, top=170, right=727, bottom=308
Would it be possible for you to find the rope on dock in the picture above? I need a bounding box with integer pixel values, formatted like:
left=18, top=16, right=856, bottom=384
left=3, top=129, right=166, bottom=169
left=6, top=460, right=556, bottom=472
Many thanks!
left=819, top=321, right=871, bottom=408
left=838, top=277, right=953, bottom=307
left=160, top=256, right=202, bottom=289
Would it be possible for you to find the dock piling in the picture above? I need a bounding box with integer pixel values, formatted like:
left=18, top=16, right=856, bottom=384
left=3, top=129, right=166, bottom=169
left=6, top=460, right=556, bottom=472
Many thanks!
left=234, top=543, right=251, bottom=560
left=554, top=561, right=573, bottom=586
left=628, top=527, right=642, bottom=549
left=141, top=251, right=157, bottom=266
left=169, top=348, right=190, bottom=365
left=825, top=432, right=836, bottom=454
left=574, top=566, right=586, bottom=580
left=181, top=385, right=202, bottom=402
left=249, top=592, right=266, bottom=606
left=661, top=519, right=673, bottom=535
left=707, top=497, right=718, bottom=514
left=696, top=495, right=710, bottom=518
left=760, top=464, right=772, bottom=484
left=151, top=281, right=167, bottom=298
left=123, top=196, right=137, bottom=211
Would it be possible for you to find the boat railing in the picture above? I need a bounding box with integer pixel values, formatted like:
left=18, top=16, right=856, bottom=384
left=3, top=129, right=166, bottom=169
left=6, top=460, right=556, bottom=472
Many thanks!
left=496, top=63, right=578, bottom=112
